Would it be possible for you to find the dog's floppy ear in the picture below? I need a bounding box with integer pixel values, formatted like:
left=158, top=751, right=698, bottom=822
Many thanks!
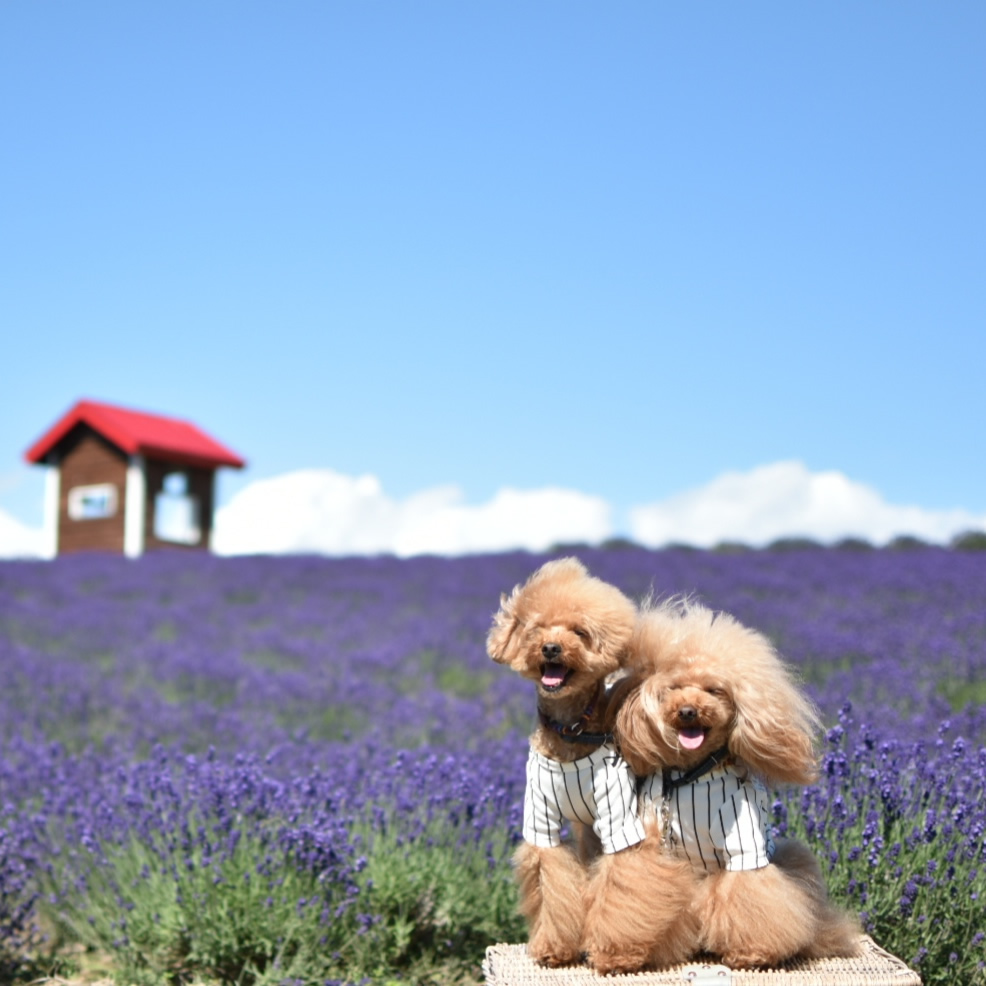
left=575, top=578, right=637, bottom=666
left=613, top=674, right=667, bottom=777
left=730, top=697, right=820, bottom=785
left=725, top=625, right=821, bottom=785
left=486, top=587, right=522, bottom=665
left=581, top=607, right=635, bottom=664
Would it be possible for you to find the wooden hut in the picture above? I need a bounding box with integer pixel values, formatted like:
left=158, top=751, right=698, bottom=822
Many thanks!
left=24, top=399, right=246, bottom=558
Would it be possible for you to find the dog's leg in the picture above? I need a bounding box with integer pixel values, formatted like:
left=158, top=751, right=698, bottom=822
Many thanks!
left=573, top=820, right=602, bottom=866
left=583, top=837, right=700, bottom=974
left=513, top=842, right=586, bottom=967
left=772, top=838, right=863, bottom=959
left=698, top=861, right=824, bottom=968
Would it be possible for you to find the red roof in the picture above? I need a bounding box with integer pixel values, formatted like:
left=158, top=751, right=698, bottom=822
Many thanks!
left=25, top=399, right=246, bottom=470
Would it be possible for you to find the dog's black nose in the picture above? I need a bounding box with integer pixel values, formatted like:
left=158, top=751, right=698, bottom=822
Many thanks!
left=677, top=705, right=698, bottom=723
left=541, top=642, right=563, bottom=659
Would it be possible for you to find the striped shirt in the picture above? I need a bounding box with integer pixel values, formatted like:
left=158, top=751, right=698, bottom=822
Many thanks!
left=523, top=744, right=647, bottom=855
left=639, top=764, right=775, bottom=872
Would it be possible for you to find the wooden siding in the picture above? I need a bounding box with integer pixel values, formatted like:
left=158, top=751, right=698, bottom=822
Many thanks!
left=53, top=425, right=216, bottom=555
left=57, top=427, right=128, bottom=555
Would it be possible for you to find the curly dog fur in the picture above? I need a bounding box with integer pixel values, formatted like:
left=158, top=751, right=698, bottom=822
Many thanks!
left=487, top=559, right=697, bottom=972
left=615, top=598, right=861, bottom=969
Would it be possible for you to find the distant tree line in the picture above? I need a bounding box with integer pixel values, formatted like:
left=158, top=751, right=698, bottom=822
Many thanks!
left=550, top=530, right=986, bottom=554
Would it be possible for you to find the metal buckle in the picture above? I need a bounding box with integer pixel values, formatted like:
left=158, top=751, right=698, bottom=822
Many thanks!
left=680, top=964, right=733, bottom=985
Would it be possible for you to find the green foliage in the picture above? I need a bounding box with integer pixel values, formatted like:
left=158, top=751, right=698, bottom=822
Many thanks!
left=887, top=535, right=931, bottom=551
left=951, top=529, right=986, bottom=551
left=39, top=813, right=523, bottom=986
left=797, top=652, right=870, bottom=688
left=43, top=828, right=331, bottom=985
left=936, top=676, right=986, bottom=712
left=341, top=822, right=524, bottom=984
left=598, top=537, right=646, bottom=551
left=435, top=664, right=494, bottom=699
left=781, top=770, right=986, bottom=985
left=766, top=537, right=825, bottom=552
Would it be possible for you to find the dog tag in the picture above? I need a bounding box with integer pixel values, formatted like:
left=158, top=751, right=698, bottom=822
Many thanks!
left=660, top=796, right=673, bottom=850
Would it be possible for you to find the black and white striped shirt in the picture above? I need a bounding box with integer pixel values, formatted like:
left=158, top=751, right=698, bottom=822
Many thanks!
left=523, top=744, right=647, bottom=854
left=639, top=764, right=775, bottom=872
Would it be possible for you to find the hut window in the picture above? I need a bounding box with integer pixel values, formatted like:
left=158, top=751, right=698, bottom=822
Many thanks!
left=67, top=483, right=118, bottom=520
left=154, top=472, right=201, bottom=544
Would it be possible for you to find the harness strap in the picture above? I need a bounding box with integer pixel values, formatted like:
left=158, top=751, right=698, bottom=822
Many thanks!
left=662, top=746, right=731, bottom=791
left=538, top=712, right=613, bottom=745
left=537, top=690, right=611, bottom=746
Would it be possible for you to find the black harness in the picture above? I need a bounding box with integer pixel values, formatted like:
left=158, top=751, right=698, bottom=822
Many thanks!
left=661, top=746, right=731, bottom=791
left=538, top=695, right=612, bottom=746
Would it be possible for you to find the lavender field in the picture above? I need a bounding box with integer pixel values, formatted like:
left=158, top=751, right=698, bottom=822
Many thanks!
left=1, top=548, right=984, bottom=985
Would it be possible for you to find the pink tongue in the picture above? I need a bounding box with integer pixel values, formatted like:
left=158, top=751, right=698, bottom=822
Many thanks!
left=541, top=664, right=567, bottom=687
left=679, top=728, right=705, bottom=750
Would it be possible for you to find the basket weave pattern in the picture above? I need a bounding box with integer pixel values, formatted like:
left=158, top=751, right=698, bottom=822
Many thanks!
left=483, top=936, right=921, bottom=985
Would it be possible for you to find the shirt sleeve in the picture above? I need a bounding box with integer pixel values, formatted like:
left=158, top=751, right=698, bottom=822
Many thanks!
left=522, top=752, right=564, bottom=848
left=593, top=750, right=647, bottom=854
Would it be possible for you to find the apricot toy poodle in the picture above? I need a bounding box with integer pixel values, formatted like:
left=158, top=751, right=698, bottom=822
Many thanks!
left=487, top=558, right=697, bottom=973
left=615, top=598, right=861, bottom=969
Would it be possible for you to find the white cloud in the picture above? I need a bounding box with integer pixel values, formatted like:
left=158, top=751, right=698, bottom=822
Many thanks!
left=0, top=507, right=45, bottom=559
left=628, top=460, right=986, bottom=548
left=5, top=462, right=981, bottom=560
left=212, top=468, right=613, bottom=556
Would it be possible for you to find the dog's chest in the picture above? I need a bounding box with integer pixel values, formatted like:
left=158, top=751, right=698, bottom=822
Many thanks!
left=638, top=766, right=775, bottom=872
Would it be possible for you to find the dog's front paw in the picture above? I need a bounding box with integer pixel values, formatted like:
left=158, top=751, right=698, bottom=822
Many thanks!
left=526, top=940, right=582, bottom=968
left=717, top=947, right=778, bottom=970
left=585, top=944, right=649, bottom=976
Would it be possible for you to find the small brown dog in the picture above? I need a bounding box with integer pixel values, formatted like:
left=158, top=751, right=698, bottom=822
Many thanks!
left=487, top=558, right=697, bottom=973
left=616, top=598, right=861, bottom=969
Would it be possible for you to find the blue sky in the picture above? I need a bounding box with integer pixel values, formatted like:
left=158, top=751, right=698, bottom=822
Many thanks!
left=2, top=2, right=984, bottom=555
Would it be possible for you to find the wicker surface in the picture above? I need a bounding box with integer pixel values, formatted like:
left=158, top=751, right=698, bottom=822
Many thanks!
left=483, top=936, right=921, bottom=985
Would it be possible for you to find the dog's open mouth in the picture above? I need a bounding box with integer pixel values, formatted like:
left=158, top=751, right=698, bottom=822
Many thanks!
left=678, top=726, right=707, bottom=751
left=540, top=662, right=572, bottom=691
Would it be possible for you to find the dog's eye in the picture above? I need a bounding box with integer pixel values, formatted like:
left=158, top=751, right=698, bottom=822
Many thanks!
left=706, top=687, right=724, bottom=697
left=572, top=627, right=590, bottom=641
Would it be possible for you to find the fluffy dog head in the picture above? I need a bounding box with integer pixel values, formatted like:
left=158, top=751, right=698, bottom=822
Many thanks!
left=616, top=599, right=821, bottom=786
left=486, top=557, right=636, bottom=706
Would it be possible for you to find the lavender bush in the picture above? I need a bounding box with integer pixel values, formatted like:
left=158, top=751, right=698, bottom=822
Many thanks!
left=0, top=547, right=984, bottom=984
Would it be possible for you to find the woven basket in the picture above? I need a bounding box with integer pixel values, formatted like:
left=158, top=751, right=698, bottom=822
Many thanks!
left=482, top=936, right=921, bottom=986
